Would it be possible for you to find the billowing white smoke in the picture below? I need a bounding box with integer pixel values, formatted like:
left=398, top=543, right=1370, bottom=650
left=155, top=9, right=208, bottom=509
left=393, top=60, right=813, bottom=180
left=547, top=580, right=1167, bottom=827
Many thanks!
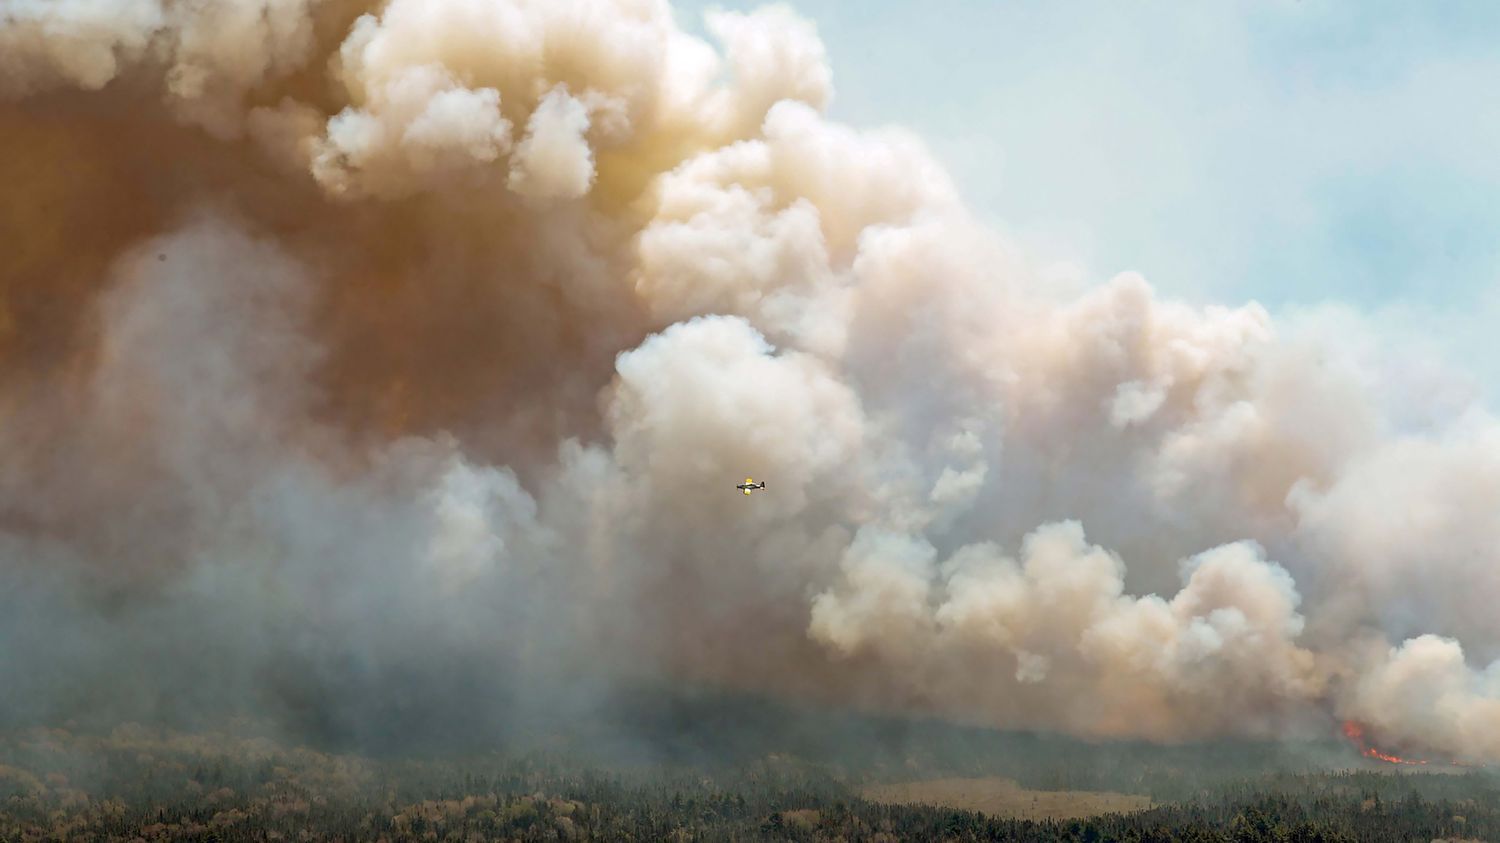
left=2, top=0, right=1498, bottom=762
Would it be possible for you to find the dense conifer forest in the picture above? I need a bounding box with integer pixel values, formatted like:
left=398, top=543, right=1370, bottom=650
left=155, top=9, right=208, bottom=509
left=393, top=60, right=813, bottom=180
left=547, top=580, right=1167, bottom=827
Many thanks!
left=1, top=720, right=1495, bottom=842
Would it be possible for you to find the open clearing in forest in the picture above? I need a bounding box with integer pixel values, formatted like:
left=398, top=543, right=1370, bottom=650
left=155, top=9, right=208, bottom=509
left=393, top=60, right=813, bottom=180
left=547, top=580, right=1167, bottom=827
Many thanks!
left=861, top=777, right=1154, bottom=821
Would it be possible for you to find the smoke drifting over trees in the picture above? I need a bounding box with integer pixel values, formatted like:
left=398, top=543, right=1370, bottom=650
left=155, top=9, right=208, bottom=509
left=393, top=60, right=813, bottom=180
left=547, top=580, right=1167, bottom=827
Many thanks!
left=3, top=0, right=1500, bottom=763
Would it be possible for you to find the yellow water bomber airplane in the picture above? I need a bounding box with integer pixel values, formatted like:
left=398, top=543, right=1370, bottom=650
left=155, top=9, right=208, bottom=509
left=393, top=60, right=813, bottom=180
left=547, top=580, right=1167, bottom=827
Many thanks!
left=736, top=477, right=767, bottom=496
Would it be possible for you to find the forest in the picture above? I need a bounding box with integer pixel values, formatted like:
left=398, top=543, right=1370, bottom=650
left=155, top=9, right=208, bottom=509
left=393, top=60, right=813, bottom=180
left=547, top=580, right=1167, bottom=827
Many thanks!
left=1, top=717, right=1495, bottom=842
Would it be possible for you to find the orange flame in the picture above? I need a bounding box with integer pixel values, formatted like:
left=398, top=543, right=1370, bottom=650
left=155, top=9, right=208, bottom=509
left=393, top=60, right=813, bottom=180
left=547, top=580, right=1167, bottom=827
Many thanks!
left=1341, top=721, right=1431, bottom=766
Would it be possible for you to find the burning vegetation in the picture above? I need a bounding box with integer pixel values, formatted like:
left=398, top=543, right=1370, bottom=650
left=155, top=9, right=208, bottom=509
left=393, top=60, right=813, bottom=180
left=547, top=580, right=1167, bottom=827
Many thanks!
left=1340, top=721, right=1484, bottom=770
left=1342, top=721, right=1430, bottom=766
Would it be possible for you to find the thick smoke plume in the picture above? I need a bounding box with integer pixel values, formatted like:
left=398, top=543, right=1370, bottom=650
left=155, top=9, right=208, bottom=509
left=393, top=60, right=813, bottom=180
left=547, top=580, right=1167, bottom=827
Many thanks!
left=3, top=0, right=1500, bottom=762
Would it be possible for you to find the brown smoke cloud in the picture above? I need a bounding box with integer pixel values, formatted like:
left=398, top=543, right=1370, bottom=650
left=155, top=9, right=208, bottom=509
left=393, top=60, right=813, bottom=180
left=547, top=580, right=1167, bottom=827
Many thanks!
left=3, top=0, right=1500, bottom=762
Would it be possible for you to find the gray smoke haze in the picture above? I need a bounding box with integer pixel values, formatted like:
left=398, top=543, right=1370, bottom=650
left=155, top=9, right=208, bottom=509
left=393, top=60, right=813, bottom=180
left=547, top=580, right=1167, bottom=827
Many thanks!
left=3, top=0, right=1500, bottom=762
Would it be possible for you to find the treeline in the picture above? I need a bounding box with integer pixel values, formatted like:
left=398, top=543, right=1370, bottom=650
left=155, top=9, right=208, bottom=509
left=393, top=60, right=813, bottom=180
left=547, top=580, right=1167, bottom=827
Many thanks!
left=2, top=725, right=1498, bottom=841
left=3, top=767, right=1496, bottom=841
left=530, top=685, right=1360, bottom=799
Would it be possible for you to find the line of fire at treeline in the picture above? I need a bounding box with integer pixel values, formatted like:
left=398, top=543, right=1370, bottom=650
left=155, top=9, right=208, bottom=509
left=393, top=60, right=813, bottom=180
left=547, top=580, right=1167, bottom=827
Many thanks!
left=1340, top=721, right=1485, bottom=768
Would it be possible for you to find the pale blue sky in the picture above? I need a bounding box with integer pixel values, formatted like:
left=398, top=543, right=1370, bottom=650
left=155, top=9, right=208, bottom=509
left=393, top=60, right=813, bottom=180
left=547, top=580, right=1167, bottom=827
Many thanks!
left=675, top=1, right=1500, bottom=319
